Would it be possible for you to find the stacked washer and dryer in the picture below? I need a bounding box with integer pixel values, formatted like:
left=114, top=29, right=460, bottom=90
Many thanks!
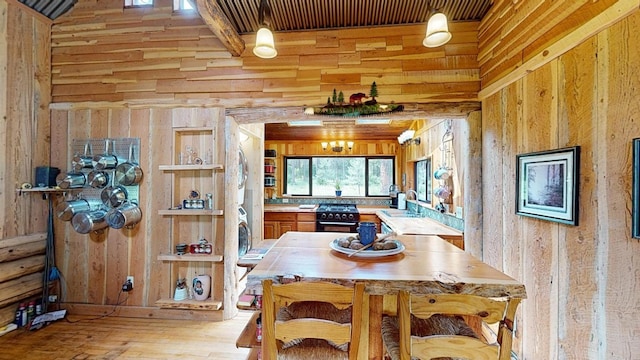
left=238, top=149, right=251, bottom=257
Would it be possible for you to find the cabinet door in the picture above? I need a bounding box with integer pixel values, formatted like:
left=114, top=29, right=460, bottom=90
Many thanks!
left=297, top=213, right=316, bottom=232
left=297, top=222, right=316, bottom=232
left=264, top=221, right=278, bottom=240
left=279, top=221, right=296, bottom=236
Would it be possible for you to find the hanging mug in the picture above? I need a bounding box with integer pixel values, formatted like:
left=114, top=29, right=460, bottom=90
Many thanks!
left=434, top=167, right=450, bottom=180
left=435, top=185, right=451, bottom=199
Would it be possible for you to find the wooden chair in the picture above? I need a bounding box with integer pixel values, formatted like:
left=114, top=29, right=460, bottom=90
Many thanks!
left=262, top=279, right=365, bottom=360
left=382, top=291, right=521, bottom=360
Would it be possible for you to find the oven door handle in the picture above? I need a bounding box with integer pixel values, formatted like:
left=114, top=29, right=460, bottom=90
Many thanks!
left=318, top=221, right=357, bottom=226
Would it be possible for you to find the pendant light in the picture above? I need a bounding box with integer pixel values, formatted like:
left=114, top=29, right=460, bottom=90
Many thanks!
left=423, top=4, right=451, bottom=48
left=253, top=0, right=277, bottom=59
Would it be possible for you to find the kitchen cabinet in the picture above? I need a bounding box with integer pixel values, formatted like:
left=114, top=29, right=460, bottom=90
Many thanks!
left=264, top=212, right=296, bottom=239
left=296, top=212, right=316, bottom=232
left=359, top=213, right=381, bottom=233
left=156, top=126, right=225, bottom=311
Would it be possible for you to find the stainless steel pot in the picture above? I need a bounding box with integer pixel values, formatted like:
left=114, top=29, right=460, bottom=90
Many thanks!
left=72, top=142, right=93, bottom=172
left=114, top=144, right=143, bottom=186
left=106, top=202, right=142, bottom=229
left=88, top=170, right=109, bottom=189
left=92, top=139, right=118, bottom=170
left=101, top=185, right=128, bottom=208
left=72, top=210, right=108, bottom=234
left=56, top=198, right=91, bottom=221
left=56, top=172, right=87, bottom=189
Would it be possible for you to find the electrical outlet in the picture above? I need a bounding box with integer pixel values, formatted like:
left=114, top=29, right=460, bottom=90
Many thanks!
left=455, top=207, right=463, bottom=219
left=127, top=276, right=134, bottom=289
left=282, top=198, right=288, bottom=203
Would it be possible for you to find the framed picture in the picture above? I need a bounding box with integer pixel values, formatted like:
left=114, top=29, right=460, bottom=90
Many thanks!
left=633, top=139, right=640, bottom=238
left=516, top=146, right=580, bottom=225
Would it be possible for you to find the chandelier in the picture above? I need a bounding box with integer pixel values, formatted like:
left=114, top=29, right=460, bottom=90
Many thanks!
left=322, top=141, right=354, bottom=153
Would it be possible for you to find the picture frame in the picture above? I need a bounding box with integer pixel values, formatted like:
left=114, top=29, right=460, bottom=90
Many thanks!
left=516, top=146, right=580, bottom=225
left=632, top=139, right=640, bottom=238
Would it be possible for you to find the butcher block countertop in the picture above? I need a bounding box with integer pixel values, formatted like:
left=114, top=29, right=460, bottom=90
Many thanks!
left=376, top=209, right=462, bottom=237
left=264, top=204, right=317, bottom=213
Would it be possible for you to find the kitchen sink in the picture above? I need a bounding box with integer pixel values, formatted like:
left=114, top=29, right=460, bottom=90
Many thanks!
left=381, top=210, right=424, bottom=218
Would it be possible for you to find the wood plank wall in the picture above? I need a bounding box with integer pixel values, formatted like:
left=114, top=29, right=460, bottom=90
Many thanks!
left=50, top=0, right=481, bottom=107
left=0, top=0, right=52, bottom=328
left=479, top=2, right=640, bottom=359
left=48, top=106, right=236, bottom=321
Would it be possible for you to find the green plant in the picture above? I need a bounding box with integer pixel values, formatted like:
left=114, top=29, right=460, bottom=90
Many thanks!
left=335, top=181, right=341, bottom=190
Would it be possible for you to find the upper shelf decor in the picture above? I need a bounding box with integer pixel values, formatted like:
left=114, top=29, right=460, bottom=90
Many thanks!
left=305, top=82, right=404, bottom=117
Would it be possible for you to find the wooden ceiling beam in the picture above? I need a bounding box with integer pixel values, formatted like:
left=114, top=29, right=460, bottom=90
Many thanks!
left=227, top=102, right=481, bottom=124
left=195, top=0, right=245, bottom=57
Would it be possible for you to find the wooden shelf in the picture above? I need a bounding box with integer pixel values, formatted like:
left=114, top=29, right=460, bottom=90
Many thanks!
left=159, top=164, right=223, bottom=171
left=158, top=209, right=224, bottom=216
left=16, top=187, right=82, bottom=195
left=236, top=311, right=262, bottom=348
left=155, top=297, right=222, bottom=310
left=158, top=253, right=223, bottom=262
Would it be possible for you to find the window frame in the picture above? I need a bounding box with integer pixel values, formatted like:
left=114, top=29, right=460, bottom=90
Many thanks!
left=283, top=155, right=395, bottom=197
left=415, top=158, right=432, bottom=204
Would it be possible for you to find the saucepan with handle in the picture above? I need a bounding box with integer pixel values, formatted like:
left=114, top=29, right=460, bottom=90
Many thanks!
left=72, top=142, right=93, bottom=172
left=114, top=143, right=143, bottom=186
left=92, top=139, right=118, bottom=170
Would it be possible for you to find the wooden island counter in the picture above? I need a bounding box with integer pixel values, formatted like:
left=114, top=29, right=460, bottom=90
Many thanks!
left=246, top=231, right=526, bottom=359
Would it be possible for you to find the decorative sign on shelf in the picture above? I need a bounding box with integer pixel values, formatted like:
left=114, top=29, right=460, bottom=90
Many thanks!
left=305, top=82, right=404, bottom=117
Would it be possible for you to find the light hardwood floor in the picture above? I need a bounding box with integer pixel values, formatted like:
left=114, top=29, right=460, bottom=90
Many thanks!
left=0, top=311, right=253, bottom=359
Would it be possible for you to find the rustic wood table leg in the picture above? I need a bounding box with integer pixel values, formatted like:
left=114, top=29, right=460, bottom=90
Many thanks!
left=369, top=294, right=384, bottom=359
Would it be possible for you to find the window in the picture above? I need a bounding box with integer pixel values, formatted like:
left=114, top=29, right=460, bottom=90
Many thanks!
left=124, top=0, right=153, bottom=7
left=173, top=0, right=195, bottom=11
left=415, top=158, right=432, bottom=203
left=284, top=156, right=395, bottom=197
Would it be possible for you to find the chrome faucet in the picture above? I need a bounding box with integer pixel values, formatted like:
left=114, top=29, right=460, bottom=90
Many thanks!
left=406, top=189, right=422, bottom=214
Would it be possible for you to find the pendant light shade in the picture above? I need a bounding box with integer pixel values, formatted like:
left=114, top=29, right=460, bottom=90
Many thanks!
left=254, top=27, right=277, bottom=59
left=254, top=0, right=277, bottom=59
left=423, top=11, right=452, bottom=48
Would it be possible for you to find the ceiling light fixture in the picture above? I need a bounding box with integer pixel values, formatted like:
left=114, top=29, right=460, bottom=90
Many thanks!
left=398, top=130, right=415, bottom=144
left=322, top=141, right=354, bottom=153
left=423, top=3, right=451, bottom=48
left=253, top=0, right=277, bottom=59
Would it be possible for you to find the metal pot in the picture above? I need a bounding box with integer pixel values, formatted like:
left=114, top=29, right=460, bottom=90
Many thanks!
left=72, top=142, right=93, bottom=172
left=56, top=198, right=91, bottom=221
left=72, top=210, right=108, bottom=234
left=106, top=202, right=142, bottom=229
left=88, top=170, right=109, bottom=189
left=114, top=144, right=143, bottom=186
left=101, top=185, right=128, bottom=208
left=92, top=139, right=118, bottom=170
left=56, top=172, right=87, bottom=189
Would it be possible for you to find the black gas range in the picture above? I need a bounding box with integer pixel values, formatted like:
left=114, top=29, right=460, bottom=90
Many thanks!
left=315, top=203, right=359, bottom=232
